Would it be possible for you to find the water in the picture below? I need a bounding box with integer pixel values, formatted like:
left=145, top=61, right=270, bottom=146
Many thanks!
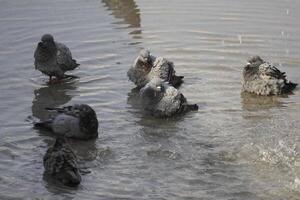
left=0, top=0, right=299, bottom=199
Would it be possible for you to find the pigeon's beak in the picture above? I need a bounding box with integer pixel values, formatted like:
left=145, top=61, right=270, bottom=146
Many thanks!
left=38, top=42, right=47, bottom=49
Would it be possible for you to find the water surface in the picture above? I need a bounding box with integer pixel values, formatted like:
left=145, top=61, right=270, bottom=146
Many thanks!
left=0, top=0, right=299, bottom=199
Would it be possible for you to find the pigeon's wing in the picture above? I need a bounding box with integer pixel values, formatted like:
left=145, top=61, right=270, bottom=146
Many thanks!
left=56, top=42, right=79, bottom=72
left=166, top=61, right=176, bottom=81
left=44, top=148, right=64, bottom=174
left=46, top=105, right=80, bottom=118
left=156, top=84, right=182, bottom=116
left=44, top=144, right=77, bottom=175
left=62, top=145, right=78, bottom=170
left=259, top=63, right=286, bottom=80
left=151, top=57, right=172, bottom=81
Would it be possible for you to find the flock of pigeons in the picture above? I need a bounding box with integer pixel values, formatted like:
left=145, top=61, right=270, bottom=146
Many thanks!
left=33, top=34, right=297, bottom=186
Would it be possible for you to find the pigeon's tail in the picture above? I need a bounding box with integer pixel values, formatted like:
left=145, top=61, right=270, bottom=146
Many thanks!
left=70, top=59, right=80, bottom=70
left=45, top=107, right=65, bottom=113
left=185, top=104, right=199, bottom=112
left=283, top=81, right=297, bottom=93
left=180, top=103, right=199, bottom=114
left=34, top=120, right=53, bottom=130
left=171, top=75, right=184, bottom=88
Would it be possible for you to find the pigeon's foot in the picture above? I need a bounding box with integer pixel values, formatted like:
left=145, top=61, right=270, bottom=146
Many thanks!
left=48, top=77, right=64, bottom=85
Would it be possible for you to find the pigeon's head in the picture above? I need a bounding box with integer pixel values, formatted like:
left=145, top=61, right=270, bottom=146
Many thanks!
left=140, top=78, right=166, bottom=105
left=245, top=56, right=264, bottom=69
left=243, top=56, right=264, bottom=79
left=76, top=104, right=99, bottom=138
left=138, top=49, right=152, bottom=65
left=41, top=34, right=54, bottom=43
left=37, top=34, right=56, bottom=55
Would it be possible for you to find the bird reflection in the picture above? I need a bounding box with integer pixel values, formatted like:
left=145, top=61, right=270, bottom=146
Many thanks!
left=241, top=92, right=284, bottom=111
left=102, top=0, right=141, bottom=35
left=127, top=88, right=183, bottom=140
left=127, top=87, right=142, bottom=109
left=32, top=81, right=77, bottom=121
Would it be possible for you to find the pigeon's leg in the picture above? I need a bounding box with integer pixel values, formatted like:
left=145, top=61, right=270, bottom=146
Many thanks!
left=48, top=75, right=53, bottom=84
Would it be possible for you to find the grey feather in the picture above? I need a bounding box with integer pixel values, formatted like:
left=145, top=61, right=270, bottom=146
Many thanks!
left=36, top=104, right=99, bottom=140
left=43, top=137, right=81, bottom=186
left=139, top=78, right=198, bottom=117
left=242, top=56, right=297, bottom=95
left=34, top=34, right=79, bottom=79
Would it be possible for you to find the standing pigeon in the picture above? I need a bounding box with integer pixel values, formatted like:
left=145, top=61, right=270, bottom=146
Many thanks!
left=242, top=56, right=297, bottom=95
left=139, top=78, right=198, bottom=117
left=34, top=34, right=79, bottom=83
left=127, top=50, right=184, bottom=88
left=43, top=137, right=81, bottom=186
left=34, top=104, right=99, bottom=140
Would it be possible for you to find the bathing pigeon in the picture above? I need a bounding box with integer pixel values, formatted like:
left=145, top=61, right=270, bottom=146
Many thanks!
left=34, top=34, right=79, bottom=83
left=127, top=50, right=184, bottom=88
left=242, top=56, right=297, bottom=95
left=43, top=137, right=81, bottom=186
left=139, top=78, right=198, bottom=117
left=34, top=104, right=98, bottom=140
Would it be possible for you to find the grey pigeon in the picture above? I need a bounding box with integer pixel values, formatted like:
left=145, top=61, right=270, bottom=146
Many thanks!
left=34, top=104, right=99, bottom=140
left=127, top=50, right=184, bottom=88
left=242, top=56, right=297, bottom=95
left=34, top=34, right=79, bottom=82
left=139, top=78, right=198, bottom=117
left=43, top=137, right=81, bottom=186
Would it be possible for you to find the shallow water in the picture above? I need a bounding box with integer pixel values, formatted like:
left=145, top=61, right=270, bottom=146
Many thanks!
left=0, top=0, right=299, bottom=199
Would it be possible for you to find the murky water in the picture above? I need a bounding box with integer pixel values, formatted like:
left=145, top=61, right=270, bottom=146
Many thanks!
left=0, top=0, right=299, bottom=199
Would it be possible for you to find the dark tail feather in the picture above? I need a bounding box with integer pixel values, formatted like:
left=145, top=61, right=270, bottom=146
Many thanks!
left=72, top=59, right=80, bottom=67
left=186, top=104, right=199, bottom=111
left=181, top=103, right=199, bottom=113
left=171, top=75, right=184, bottom=88
left=45, top=107, right=65, bottom=113
left=283, top=81, right=297, bottom=93
left=34, top=120, right=53, bottom=130
left=67, top=59, right=80, bottom=71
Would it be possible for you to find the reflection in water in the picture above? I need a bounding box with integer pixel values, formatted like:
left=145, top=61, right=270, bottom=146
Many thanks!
left=127, top=87, right=184, bottom=140
left=241, top=92, right=283, bottom=111
left=127, top=87, right=141, bottom=109
left=32, top=81, right=78, bottom=121
left=43, top=172, right=79, bottom=196
left=102, top=0, right=141, bottom=35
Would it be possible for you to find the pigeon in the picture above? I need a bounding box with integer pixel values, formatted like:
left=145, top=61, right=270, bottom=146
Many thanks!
left=34, top=34, right=79, bottom=83
left=43, top=137, right=81, bottom=186
left=34, top=104, right=99, bottom=140
left=139, top=78, right=198, bottom=117
left=127, top=50, right=184, bottom=88
left=242, top=56, right=297, bottom=95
